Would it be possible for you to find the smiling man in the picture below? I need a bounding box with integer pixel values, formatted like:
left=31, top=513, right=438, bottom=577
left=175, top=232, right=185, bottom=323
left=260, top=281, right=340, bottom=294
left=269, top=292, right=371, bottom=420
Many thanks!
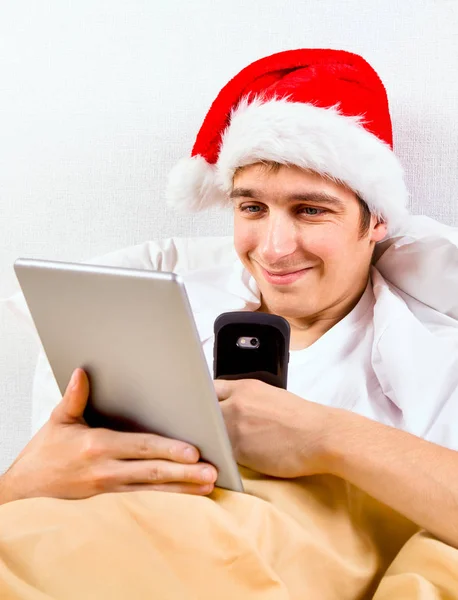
left=2, top=49, right=458, bottom=554
left=230, top=163, right=386, bottom=350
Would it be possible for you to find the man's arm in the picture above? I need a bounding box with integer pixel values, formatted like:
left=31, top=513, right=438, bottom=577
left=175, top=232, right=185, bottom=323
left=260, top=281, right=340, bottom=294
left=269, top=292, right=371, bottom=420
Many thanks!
left=325, top=410, right=458, bottom=547
left=216, top=378, right=458, bottom=548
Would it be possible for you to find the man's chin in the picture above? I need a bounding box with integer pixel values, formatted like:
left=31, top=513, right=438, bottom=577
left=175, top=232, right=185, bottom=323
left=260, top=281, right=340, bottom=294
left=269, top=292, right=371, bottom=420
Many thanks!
left=258, top=289, right=318, bottom=319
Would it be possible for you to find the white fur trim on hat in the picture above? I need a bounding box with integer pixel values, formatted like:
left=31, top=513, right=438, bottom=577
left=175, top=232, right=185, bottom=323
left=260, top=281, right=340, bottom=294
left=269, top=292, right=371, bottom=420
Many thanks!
left=167, top=97, right=409, bottom=233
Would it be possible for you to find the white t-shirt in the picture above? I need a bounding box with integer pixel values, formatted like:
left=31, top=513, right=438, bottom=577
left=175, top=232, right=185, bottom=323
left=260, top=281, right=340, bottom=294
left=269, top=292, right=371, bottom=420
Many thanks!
left=282, top=284, right=402, bottom=427
left=30, top=235, right=458, bottom=449
left=197, top=277, right=401, bottom=430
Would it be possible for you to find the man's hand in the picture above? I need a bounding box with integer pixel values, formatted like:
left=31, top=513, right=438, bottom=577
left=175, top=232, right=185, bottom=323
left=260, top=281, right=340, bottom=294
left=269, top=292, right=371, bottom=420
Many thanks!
left=215, top=378, right=336, bottom=478
left=0, top=369, right=217, bottom=505
left=216, top=378, right=458, bottom=548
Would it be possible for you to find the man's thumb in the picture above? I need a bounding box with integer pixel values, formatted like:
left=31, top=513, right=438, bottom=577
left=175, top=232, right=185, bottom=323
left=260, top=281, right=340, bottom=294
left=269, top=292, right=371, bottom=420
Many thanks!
left=53, top=368, right=90, bottom=424
left=213, top=377, right=234, bottom=401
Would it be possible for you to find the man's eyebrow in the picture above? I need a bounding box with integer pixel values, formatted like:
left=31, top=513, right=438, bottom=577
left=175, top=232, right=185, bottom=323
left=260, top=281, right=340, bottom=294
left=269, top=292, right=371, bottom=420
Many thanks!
left=230, top=188, right=258, bottom=199
left=286, top=192, right=346, bottom=209
left=230, top=188, right=346, bottom=209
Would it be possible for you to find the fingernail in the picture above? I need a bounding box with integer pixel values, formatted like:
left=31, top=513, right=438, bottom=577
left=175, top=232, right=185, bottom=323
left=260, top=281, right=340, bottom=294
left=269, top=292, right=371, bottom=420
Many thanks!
left=201, top=467, right=216, bottom=483
left=69, top=369, right=79, bottom=390
left=183, top=446, right=197, bottom=462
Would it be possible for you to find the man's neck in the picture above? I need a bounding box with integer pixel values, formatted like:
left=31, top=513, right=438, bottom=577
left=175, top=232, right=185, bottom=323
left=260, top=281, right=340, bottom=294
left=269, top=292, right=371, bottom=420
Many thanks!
left=258, top=279, right=370, bottom=351
left=288, top=317, right=343, bottom=350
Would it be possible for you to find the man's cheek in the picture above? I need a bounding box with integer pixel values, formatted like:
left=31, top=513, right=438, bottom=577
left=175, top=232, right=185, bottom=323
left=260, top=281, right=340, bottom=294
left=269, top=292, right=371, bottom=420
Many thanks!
left=234, top=219, right=259, bottom=251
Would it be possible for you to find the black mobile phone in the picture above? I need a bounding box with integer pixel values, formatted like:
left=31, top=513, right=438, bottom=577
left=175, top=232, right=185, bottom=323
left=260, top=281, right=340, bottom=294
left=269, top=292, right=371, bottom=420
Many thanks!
left=213, top=311, right=290, bottom=389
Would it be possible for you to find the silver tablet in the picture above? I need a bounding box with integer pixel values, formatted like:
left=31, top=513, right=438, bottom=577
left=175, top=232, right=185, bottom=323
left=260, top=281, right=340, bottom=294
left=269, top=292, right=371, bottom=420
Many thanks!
left=14, top=258, right=243, bottom=492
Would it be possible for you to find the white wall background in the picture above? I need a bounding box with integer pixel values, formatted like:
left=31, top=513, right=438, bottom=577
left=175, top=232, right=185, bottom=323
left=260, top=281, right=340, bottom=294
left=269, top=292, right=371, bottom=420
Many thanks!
left=1, top=0, right=458, bottom=473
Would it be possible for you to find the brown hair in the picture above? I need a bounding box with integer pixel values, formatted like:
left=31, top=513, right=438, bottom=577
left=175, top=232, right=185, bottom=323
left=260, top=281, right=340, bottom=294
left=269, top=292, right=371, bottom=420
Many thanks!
left=355, top=195, right=373, bottom=238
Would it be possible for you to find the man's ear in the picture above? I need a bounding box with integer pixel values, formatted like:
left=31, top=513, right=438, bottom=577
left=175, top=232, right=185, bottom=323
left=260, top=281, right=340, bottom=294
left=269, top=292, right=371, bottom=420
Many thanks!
left=370, top=218, right=388, bottom=243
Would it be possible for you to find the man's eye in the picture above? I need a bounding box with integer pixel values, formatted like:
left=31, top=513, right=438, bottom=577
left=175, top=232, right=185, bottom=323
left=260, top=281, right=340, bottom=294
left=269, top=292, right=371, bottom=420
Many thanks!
left=241, top=205, right=262, bottom=214
left=300, top=207, right=325, bottom=216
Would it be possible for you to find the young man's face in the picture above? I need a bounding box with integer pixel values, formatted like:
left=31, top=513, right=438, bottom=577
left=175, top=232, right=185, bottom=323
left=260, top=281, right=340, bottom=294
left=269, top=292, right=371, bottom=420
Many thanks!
left=232, top=163, right=388, bottom=320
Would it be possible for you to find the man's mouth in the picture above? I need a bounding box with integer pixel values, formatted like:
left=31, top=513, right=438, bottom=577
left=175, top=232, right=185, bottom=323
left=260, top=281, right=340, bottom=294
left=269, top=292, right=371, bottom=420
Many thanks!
left=259, top=265, right=314, bottom=285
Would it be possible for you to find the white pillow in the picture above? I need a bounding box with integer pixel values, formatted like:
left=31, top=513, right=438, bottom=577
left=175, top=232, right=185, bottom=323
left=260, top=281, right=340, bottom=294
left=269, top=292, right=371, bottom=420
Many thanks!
left=374, top=215, right=458, bottom=320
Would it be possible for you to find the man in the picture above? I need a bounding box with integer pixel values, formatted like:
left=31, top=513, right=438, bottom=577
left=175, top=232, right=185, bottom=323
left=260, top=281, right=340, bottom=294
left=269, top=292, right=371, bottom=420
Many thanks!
left=2, top=48, right=458, bottom=549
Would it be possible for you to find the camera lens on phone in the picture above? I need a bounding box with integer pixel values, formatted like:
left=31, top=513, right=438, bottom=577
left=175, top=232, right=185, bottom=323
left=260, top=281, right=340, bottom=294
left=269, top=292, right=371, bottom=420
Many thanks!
left=250, top=338, right=258, bottom=346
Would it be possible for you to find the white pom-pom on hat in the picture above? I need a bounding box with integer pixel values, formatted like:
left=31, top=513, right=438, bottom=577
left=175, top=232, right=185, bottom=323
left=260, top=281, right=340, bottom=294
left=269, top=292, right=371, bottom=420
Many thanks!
left=166, top=155, right=228, bottom=212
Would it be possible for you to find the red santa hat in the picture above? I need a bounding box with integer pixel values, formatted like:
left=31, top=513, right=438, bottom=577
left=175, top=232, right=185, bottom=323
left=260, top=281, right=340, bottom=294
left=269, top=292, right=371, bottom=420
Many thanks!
left=166, top=49, right=409, bottom=232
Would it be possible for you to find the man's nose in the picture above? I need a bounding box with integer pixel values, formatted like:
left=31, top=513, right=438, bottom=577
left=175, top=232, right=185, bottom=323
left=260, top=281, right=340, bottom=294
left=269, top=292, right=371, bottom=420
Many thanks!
left=258, top=213, right=298, bottom=264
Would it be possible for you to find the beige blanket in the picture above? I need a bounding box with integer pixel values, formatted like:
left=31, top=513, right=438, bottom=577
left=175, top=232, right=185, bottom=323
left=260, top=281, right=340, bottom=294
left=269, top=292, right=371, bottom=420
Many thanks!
left=0, top=469, right=457, bottom=599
